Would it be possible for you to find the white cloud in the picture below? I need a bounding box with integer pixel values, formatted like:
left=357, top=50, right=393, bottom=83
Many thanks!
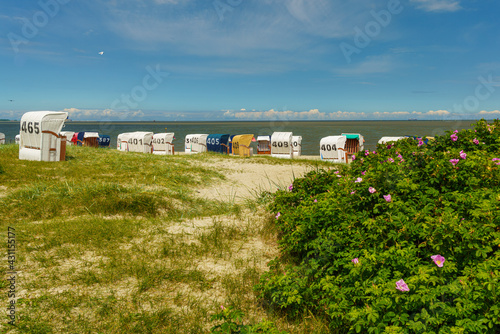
left=373, top=111, right=410, bottom=117
left=479, top=110, right=500, bottom=115
left=426, top=109, right=450, bottom=115
left=328, top=111, right=367, bottom=119
left=410, top=0, right=461, bottom=12
left=223, top=108, right=367, bottom=120
left=63, top=108, right=145, bottom=120
left=223, top=108, right=472, bottom=120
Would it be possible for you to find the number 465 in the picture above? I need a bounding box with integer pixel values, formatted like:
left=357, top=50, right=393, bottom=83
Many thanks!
left=21, top=121, right=40, bottom=134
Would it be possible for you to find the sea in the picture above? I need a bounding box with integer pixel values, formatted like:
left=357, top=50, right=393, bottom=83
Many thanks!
left=0, top=120, right=476, bottom=156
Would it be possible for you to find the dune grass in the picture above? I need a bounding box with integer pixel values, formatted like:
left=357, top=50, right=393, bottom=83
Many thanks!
left=0, top=144, right=332, bottom=333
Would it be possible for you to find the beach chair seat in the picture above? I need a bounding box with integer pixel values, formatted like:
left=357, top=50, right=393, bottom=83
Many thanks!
left=320, top=136, right=347, bottom=163
left=232, top=134, right=254, bottom=157
left=19, top=111, right=68, bottom=161
left=345, top=138, right=360, bottom=155
left=271, top=132, right=293, bottom=159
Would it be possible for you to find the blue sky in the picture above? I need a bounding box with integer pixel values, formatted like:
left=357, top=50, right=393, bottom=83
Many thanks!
left=1, top=0, right=500, bottom=121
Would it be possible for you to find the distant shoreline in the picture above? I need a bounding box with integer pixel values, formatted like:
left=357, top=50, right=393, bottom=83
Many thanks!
left=0, top=119, right=483, bottom=124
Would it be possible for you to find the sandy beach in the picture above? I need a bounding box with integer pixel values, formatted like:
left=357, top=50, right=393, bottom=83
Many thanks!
left=194, top=156, right=319, bottom=203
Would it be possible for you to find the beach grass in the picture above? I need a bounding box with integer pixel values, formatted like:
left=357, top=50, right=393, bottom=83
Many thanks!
left=0, top=144, right=331, bottom=333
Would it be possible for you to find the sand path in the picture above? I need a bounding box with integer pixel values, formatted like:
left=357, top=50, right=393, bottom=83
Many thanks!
left=195, top=157, right=317, bottom=203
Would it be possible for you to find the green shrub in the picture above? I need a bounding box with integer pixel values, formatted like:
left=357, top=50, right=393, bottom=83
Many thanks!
left=257, top=119, right=500, bottom=333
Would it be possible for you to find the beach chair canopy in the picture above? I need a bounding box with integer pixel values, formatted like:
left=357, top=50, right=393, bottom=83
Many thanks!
left=227, top=135, right=236, bottom=154
left=124, top=132, right=153, bottom=153
left=76, top=132, right=84, bottom=146
left=257, top=135, right=270, bottom=142
left=0, top=132, right=5, bottom=144
left=256, top=135, right=271, bottom=154
left=71, top=132, right=79, bottom=145
left=341, top=133, right=364, bottom=154
left=292, top=136, right=302, bottom=157
left=152, top=133, right=175, bottom=155
left=271, top=132, right=293, bottom=158
left=60, top=131, right=75, bottom=145
left=320, top=136, right=347, bottom=163
left=76, top=131, right=99, bottom=147
left=378, top=136, right=405, bottom=144
left=98, top=135, right=111, bottom=147
left=206, top=134, right=230, bottom=154
left=117, top=133, right=133, bottom=151
left=232, top=134, right=254, bottom=157
left=15, top=134, right=20, bottom=145
left=185, top=134, right=208, bottom=154
left=19, top=111, right=68, bottom=161
left=342, top=134, right=361, bottom=140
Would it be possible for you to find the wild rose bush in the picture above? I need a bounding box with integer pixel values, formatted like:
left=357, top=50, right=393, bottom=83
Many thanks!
left=257, top=119, right=500, bottom=333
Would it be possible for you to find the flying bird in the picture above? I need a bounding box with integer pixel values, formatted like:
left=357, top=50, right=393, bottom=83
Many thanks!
left=98, top=51, right=104, bottom=55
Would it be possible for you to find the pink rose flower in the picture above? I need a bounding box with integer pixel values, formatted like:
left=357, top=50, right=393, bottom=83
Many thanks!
left=459, top=150, right=466, bottom=160
left=352, top=258, right=359, bottom=264
left=431, top=254, right=445, bottom=267
left=450, top=133, right=458, bottom=142
left=449, top=159, right=459, bottom=166
left=369, top=187, right=376, bottom=193
left=383, top=194, right=392, bottom=202
left=396, top=279, right=410, bottom=292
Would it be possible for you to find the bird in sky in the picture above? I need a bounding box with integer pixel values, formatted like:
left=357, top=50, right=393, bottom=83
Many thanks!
left=98, top=51, right=104, bottom=55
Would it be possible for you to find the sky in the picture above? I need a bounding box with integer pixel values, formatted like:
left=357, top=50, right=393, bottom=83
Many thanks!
left=1, top=0, right=500, bottom=121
